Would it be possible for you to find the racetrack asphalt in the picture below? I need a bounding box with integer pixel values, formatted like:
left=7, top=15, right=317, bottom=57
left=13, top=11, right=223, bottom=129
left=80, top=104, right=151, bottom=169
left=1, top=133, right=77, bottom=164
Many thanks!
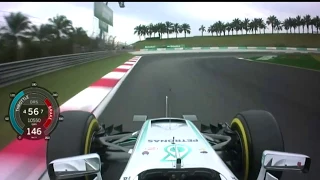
left=99, top=52, right=320, bottom=180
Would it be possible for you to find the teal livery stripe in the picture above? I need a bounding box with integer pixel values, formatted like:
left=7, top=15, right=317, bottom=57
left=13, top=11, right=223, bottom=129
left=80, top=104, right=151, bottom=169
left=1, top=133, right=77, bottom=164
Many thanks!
left=136, top=120, right=151, bottom=151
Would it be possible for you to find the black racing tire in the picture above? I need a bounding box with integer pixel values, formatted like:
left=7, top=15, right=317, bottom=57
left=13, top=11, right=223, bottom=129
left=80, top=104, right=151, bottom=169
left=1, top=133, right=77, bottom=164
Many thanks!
left=47, top=110, right=100, bottom=180
left=230, top=110, right=285, bottom=180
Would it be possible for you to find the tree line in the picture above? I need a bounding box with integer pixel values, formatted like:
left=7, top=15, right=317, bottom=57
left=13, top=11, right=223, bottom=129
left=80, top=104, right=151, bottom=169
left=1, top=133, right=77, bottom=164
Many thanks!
left=0, top=12, right=110, bottom=63
left=134, top=14, right=320, bottom=40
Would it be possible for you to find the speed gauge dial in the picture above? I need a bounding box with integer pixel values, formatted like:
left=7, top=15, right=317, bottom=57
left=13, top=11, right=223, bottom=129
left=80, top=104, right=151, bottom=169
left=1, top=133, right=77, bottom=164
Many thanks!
left=4, top=82, right=63, bottom=140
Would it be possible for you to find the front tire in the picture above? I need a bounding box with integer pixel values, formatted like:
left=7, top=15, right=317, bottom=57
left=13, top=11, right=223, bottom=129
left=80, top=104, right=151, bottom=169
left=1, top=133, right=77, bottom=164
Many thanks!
left=230, top=110, right=284, bottom=180
left=47, top=110, right=100, bottom=180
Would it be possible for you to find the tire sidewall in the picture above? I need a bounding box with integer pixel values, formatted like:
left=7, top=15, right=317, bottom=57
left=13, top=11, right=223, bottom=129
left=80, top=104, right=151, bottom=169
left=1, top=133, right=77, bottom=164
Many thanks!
left=231, top=110, right=285, bottom=180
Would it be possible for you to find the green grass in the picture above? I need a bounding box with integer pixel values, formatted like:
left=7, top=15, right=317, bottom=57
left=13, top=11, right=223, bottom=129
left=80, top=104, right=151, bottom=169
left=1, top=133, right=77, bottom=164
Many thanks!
left=0, top=53, right=134, bottom=149
left=249, top=54, right=320, bottom=71
left=133, top=34, right=320, bottom=49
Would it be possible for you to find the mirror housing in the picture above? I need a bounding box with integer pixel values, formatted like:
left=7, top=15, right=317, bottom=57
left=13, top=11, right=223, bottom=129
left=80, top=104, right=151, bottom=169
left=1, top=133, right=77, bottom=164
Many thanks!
left=257, top=150, right=311, bottom=180
left=48, top=153, right=102, bottom=180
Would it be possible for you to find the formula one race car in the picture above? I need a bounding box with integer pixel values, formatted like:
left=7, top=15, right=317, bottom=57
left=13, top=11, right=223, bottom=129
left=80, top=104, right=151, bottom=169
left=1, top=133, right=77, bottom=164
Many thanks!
left=46, top=110, right=311, bottom=180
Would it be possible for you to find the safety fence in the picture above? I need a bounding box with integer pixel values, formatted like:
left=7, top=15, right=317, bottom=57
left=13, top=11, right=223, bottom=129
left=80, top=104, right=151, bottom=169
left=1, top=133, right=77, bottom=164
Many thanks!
left=0, top=50, right=128, bottom=88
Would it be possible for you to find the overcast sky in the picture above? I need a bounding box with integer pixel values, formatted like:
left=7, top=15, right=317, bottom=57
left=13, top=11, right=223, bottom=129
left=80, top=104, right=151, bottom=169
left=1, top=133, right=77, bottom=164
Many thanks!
left=0, top=2, right=319, bottom=44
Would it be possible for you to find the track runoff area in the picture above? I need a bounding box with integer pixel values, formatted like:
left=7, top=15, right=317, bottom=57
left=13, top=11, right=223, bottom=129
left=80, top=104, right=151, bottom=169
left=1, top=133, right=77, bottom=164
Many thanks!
left=1, top=52, right=320, bottom=180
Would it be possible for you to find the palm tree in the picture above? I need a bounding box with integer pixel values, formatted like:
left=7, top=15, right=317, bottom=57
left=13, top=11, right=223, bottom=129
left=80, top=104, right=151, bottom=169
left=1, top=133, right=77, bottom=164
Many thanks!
left=72, top=27, right=87, bottom=36
left=239, top=21, right=245, bottom=34
left=274, top=19, right=282, bottom=34
left=242, top=18, right=250, bottom=34
left=276, top=26, right=283, bottom=33
left=252, top=18, right=259, bottom=34
left=1, top=12, right=32, bottom=47
left=134, top=15, right=320, bottom=39
left=232, top=18, right=241, bottom=35
left=283, top=18, right=290, bottom=34
left=230, top=23, right=235, bottom=35
left=261, top=23, right=267, bottom=34
left=256, top=18, right=262, bottom=34
left=48, top=15, right=73, bottom=39
left=70, top=27, right=89, bottom=45
left=160, top=23, right=166, bottom=39
left=30, top=24, right=55, bottom=42
left=288, top=18, right=294, bottom=33
left=147, top=23, right=153, bottom=38
left=253, top=18, right=260, bottom=34
left=213, top=22, right=219, bottom=36
left=313, top=16, right=320, bottom=34
left=266, top=15, right=278, bottom=34
left=301, top=18, right=306, bottom=33
left=303, top=14, right=311, bottom=33
left=1, top=12, right=33, bottom=60
left=221, top=23, right=226, bottom=36
left=291, top=18, right=298, bottom=33
left=156, top=23, right=166, bottom=39
left=173, top=23, right=182, bottom=38
left=274, top=20, right=282, bottom=33
left=311, top=17, right=318, bottom=34
left=248, top=21, right=255, bottom=34
left=199, top=25, right=206, bottom=36
left=154, top=23, right=162, bottom=38
left=215, top=21, right=224, bottom=36
left=225, top=23, right=232, bottom=35
left=296, top=15, right=302, bottom=33
left=164, top=21, right=173, bottom=39
left=258, top=19, right=267, bottom=34
left=140, top=25, right=147, bottom=39
left=151, top=24, right=158, bottom=37
left=207, top=24, right=215, bottom=36
left=134, top=25, right=142, bottom=41
left=181, top=23, right=191, bottom=38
